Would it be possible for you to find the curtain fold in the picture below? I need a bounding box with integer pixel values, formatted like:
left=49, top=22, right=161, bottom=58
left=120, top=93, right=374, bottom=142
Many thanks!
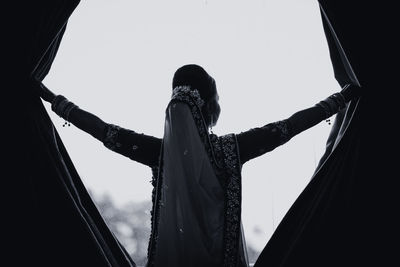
left=5, top=1, right=135, bottom=266
left=255, top=1, right=397, bottom=266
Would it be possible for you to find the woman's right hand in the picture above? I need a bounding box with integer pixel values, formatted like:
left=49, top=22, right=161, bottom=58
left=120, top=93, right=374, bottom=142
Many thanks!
left=32, top=79, right=56, bottom=103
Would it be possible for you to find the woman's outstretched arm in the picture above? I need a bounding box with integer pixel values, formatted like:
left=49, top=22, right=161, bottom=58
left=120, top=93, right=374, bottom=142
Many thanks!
left=36, top=81, right=162, bottom=168
left=236, top=84, right=361, bottom=164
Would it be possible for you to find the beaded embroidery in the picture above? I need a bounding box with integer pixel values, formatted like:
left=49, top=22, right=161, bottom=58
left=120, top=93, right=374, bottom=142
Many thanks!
left=220, top=134, right=242, bottom=267
left=172, top=86, right=205, bottom=108
left=103, top=124, right=122, bottom=150
left=271, top=120, right=292, bottom=145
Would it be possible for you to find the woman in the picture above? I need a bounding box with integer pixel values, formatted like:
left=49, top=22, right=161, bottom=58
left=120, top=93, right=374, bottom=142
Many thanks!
left=37, top=64, right=360, bottom=267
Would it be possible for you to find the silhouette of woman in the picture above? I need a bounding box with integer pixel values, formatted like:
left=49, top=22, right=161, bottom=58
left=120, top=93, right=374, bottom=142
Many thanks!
left=37, top=64, right=360, bottom=267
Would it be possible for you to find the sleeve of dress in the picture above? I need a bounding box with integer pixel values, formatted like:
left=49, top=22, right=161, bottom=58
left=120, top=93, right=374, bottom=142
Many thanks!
left=237, top=100, right=345, bottom=164
left=103, top=124, right=162, bottom=168
left=51, top=96, right=162, bottom=168
left=236, top=119, right=294, bottom=164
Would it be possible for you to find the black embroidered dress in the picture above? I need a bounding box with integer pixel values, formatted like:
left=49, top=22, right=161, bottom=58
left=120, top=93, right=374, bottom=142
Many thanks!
left=103, top=87, right=295, bottom=267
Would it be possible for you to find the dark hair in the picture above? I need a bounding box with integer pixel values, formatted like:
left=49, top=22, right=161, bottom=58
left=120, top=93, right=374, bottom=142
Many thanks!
left=172, top=64, right=216, bottom=102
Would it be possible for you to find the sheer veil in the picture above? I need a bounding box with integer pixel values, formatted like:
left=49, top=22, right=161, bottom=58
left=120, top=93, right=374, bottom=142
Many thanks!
left=148, top=86, right=248, bottom=267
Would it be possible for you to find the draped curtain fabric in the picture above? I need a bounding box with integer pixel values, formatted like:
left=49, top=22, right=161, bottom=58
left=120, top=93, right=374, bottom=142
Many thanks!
left=255, top=1, right=397, bottom=266
left=5, top=1, right=135, bottom=266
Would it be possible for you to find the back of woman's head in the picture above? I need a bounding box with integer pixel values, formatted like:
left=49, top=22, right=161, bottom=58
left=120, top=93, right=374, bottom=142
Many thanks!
left=172, top=64, right=216, bottom=102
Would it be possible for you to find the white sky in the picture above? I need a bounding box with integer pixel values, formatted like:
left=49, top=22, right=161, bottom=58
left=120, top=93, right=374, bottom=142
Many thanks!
left=43, top=0, right=338, bottom=251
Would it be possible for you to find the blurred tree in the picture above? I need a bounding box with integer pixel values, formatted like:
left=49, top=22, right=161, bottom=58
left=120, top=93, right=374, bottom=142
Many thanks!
left=92, top=192, right=151, bottom=266
left=91, top=191, right=260, bottom=265
left=247, top=245, right=260, bottom=265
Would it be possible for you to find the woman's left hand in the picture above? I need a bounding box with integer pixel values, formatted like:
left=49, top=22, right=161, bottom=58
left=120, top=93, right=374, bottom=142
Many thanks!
left=341, top=84, right=362, bottom=102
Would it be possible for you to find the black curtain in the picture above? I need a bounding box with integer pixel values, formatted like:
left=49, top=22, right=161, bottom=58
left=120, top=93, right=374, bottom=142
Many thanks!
left=5, top=1, right=135, bottom=266
left=255, top=1, right=397, bottom=266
